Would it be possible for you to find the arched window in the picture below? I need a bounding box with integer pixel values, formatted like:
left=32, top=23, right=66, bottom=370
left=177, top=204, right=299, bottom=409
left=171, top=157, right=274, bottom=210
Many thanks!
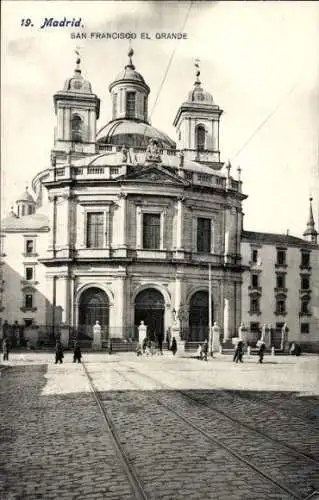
left=126, top=92, right=136, bottom=118
left=195, top=125, right=206, bottom=151
left=71, top=115, right=83, bottom=143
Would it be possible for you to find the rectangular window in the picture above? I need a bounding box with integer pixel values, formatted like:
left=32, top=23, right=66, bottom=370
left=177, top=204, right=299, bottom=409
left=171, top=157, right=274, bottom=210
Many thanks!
left=301, top=251, right=310, bottom=268
left=300, top=323, right=309, bottom=334
left=197, top=217, right=211, bottom=253
left=301, top=299, right=309, bottom=315
left=25, top=267, right=34, bottom=281
left=113, top=94, right=117, bottom=117
left=143, top=213, right=161, bottom=249
left=86, top=212, right=104, bottom=248
left=144, top=95, right=148, bottom=118
left=126, top=92, right=136, bottom=118
left=277, top=249, right=286, bottom=266
left=24, top=318, right=33, bottom=327
left=251, top=274, right=259, bottom=288
left=26, top=239, right=34, bottom=254
left=276, top=274, right=286, bottom=289
left=250, top=297, right=260, bottom=313
left=252, top=249, right=258, bottom=263
left=25, top=294, right=33, bottom=309
left=301, top=276, right=310, bottom=290
left=276, top=298, right=286, bottom=314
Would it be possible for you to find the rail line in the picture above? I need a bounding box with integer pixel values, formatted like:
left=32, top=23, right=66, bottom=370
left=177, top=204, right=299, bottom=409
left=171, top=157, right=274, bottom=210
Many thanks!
left=115, top=364, right=318, bottom=500
left=82, top=362, right=148, bottom=500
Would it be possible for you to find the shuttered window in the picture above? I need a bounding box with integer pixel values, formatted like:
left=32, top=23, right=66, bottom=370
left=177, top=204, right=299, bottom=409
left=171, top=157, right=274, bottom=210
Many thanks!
left=143, top=213, right=160, bottom=249
left=86, top=212, right=104, bottom=248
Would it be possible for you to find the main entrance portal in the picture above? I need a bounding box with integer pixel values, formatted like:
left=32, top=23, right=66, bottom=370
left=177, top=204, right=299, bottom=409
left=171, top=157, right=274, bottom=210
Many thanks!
left=135, top=288, right=165, bottom=342
left=188, top=291, right=213, bottom=342
left=78, top=287, right=109, bottom=341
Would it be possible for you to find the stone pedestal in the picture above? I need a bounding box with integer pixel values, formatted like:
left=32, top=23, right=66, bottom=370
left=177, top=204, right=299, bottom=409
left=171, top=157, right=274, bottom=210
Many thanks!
left=171, top=323, right=185, bottom=354
left=60, top=326, right=69, bottom=348
left=211, top=323, right=221, bottom=353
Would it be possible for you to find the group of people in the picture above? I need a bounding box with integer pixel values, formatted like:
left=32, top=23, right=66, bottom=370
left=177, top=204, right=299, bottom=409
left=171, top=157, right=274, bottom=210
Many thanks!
left=136, top=336, right=177, bottom=357
left=196, top=339, right=209, bottom=361
left=233, top=340, right=266, bottom=364
left=54, top=340, right=82, bottom=364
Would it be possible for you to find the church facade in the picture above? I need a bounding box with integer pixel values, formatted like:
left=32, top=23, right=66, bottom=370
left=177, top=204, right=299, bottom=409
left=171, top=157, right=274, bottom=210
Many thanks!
left=1, top=50, right=318, bottom=351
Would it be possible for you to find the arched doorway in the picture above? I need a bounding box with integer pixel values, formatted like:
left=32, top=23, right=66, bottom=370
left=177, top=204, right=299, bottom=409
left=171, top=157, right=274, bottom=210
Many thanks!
left=78, top=287, right=109, bottom=341
left=188, top=291, right=213, bottom=342
left=134, top=288, right=165, bottom=342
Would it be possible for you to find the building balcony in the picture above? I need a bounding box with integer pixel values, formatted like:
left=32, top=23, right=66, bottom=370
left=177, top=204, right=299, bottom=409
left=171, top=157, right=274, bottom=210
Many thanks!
left=248, top=286, right=262, bottom=294
left=299, top=311, right=312, bottom=317
left=274, top=310, right=287, bottom=316
left=275, top=263, right=288, bottom=269
left=299, top=288, right=311, bottom=296
left=274, top=287, right=288, bottom=294
left=20, top=280, right=39, bottom=287
left=22, top=253, right=39, bottom=258
left=20, top=307, right=37, bottom=312
left=248, top=310, right=262, bottom=316
left=300, top=265, right=312, bottom=271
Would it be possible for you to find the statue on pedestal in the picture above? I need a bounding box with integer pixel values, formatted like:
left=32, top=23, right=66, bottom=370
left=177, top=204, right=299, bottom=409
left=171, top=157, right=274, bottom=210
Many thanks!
left=138, top=321, right=147, bottom=346
left=212, top=321, right=221, bottom=352
left=92, top=320, right=102, bottom=349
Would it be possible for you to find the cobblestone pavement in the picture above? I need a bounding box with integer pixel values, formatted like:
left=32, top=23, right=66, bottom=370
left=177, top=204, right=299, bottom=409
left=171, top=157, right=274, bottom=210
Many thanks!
left=0, top=352, right=318, bottom=499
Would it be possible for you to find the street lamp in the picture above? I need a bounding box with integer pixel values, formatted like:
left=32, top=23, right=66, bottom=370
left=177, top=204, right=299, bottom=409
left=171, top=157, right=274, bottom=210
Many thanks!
left=208, top=263, right=213, bottom=357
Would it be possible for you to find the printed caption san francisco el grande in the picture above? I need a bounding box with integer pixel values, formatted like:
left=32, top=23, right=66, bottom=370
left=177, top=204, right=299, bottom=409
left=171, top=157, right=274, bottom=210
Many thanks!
left=21, top=16, right=188, bottom=39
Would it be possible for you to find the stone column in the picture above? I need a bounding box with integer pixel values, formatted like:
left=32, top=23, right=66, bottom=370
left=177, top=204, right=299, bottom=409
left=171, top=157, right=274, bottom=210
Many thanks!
left=136, top=206, right=142, bottom=249
left=176, top=197, right=184, bottom=251
left=223, top=298, right=230, bottom=341
left=118, top=194, right=127, bottom=251
left=212, top=120, right=218, bottom=151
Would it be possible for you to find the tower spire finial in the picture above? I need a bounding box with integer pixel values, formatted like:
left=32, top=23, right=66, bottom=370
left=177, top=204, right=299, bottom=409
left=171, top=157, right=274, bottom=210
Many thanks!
left=74, top=47, right=81, bottom=74
left=303, top=195, right=317, bottom=243
left=194, top=58, right=201, bottom=86
left=126, top=46, right=135, bottom=70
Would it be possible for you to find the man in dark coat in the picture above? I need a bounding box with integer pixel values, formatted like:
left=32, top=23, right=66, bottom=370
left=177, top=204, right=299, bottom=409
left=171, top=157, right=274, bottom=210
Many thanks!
left=258, top=342, right=266, bottom=363
left=55, top=340, right=64, bottom=364
left=73, top=342, right=82, bottom=363
left=171, top=337, right=177, bottom=356
left=233, top=340, right=244, bottom=363
left=201, top=339, right=208, bottom=361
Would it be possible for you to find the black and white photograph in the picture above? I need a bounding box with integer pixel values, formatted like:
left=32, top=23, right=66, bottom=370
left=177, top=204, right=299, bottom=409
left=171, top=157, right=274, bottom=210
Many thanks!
left=1, top=1, right=319, bottom=498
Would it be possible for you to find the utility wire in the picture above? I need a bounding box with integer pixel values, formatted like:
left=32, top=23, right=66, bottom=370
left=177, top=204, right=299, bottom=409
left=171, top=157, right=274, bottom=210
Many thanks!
left=149, top=1, right=194, bottom=121
left=229, top=73, right=303, bottom=163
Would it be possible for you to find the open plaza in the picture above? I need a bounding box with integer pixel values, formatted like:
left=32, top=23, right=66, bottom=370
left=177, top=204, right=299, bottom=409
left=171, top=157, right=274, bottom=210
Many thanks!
left=0, top=351, right=318, bottom=499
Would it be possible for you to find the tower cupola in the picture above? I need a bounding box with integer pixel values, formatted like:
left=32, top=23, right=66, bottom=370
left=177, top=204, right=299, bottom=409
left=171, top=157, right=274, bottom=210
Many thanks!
left=173, top=60, right=223, bottom=168
left=16, top=186, right=36, bottom=217
left=108, top=48, right=150, bottom=123
left=53, top=50, right=100, bottom=156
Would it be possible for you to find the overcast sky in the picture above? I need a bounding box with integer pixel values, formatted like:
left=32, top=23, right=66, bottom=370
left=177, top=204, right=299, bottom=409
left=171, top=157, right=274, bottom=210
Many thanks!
left=2, top=1, right=319, bottom=237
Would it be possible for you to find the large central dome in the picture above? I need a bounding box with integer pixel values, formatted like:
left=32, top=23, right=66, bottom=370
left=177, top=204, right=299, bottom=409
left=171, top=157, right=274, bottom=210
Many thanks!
left=97, top=119, right=176, bottom=149
left=97, top=49, right=176, bottom=149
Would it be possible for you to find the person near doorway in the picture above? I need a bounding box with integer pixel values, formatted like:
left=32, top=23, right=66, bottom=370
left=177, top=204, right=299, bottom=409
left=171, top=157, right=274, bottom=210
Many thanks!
left=258, top=342, right=266, bottom=363
left=2, top=338, right=9, bottom=361
left=201, top=339, right=208, bottom=361
left=73, top=342, right=82, bottom=363
left=55, top=340, right=64, bottom=364
left=171, top=337, right=177, bottom=355
left=166, top=328, right=171, bottom=351
left=136, top=343, right=142, bottom=356
left=233, top=340, right=244, bottom=363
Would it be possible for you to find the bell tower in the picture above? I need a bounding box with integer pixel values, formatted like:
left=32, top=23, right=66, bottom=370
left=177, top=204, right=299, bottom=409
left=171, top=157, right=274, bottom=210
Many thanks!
left=303, top=197, right=318, bottom=244
left=52, top=50, right=100, bottom=160
left=173, top=60, right=223, bottom=168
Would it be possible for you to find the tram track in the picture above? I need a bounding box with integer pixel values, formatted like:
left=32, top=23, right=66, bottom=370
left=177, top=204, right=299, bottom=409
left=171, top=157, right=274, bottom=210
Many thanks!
left=115, top=363, right=318, bottom=500
left=82, top=362, right=148, bottom=500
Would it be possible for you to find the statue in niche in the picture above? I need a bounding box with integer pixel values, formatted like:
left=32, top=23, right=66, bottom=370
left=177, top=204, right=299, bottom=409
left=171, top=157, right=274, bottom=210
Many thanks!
left=121, top=144, right=129, bottom=163
left=145, top=138, right=161, bottom=162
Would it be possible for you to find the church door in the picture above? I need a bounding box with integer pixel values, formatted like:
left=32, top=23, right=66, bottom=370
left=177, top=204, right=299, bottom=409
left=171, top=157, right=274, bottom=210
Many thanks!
left=134, top=289, right=165, bottom=342
left=189, top=291, right=213, bottom=342
left=78, top=288, right=109, bottom=340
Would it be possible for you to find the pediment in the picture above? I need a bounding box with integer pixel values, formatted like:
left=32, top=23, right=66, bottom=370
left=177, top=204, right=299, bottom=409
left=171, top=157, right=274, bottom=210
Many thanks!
left=125, top=165, right=188, bottom=185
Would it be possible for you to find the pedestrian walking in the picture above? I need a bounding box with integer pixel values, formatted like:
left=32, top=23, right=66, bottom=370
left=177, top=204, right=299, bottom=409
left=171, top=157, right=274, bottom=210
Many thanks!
left=171, top=336, right=177, bottom=356
left=166, top=328, right=171, bottom=351
left=2, top=338, right=9, bottom=361
left=136, top=343, right=142, bottom=356
left=55, top=340, right=64, bottom=364
left=73, top=342, right=82, bottom=363
left=142, top=337, right=147, bottom=354
left=196, top=344, right=202, bottom=360
left=201, top=339, right=208, bottom=361
left=258, top=342, right=266, bottom=363
left=233, top=340, right=244, bottom=363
